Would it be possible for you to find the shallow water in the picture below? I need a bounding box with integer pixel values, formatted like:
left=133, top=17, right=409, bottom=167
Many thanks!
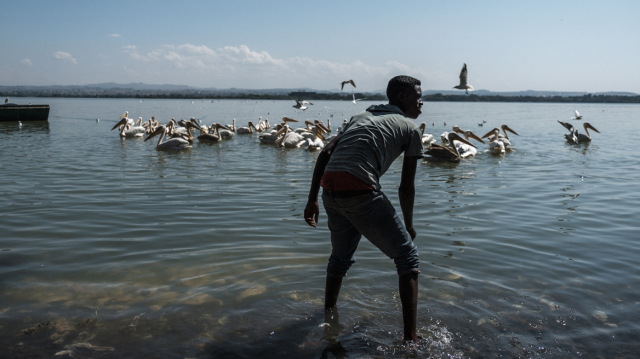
left=1, top=98, right=639, bottom=358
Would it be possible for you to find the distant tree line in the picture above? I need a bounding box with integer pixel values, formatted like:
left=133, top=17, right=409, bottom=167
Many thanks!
left=1, top=88, right=639, bottom=103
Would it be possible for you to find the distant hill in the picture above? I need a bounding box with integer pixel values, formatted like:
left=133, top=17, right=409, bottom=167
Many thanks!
left=1, top=83, right=636, bottom=97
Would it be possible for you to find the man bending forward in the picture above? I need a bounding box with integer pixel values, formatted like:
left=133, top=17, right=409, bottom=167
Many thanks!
left=304, top=75, right=424, bottom=341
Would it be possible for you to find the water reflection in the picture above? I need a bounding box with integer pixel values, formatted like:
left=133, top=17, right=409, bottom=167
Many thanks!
left=0, top=121, right=50, bottom=134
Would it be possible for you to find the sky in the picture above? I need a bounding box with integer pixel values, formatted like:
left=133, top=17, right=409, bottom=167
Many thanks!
left=1, top=0, right=639, bottom=93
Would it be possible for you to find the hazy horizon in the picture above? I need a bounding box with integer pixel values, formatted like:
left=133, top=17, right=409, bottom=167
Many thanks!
left=1, top=1, right=638, bottom=93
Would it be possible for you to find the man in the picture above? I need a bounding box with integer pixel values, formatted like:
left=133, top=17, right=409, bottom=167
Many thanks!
left=304, top=75, right=424, bottom=341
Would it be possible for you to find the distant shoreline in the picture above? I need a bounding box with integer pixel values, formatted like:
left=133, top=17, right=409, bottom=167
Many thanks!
left=1, top=92, right=639, bottom=104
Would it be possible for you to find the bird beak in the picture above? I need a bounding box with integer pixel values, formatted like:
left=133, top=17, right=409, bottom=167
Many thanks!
left=145, top=126, right=164, bottom=141
left=111, top=118, right=126, bottom=131
left=283, top=117, right=298, bottom=123
left=502, top=125, right=519, bottom=136
left=481, top=128, right=500, bottom=139
left=585, top=123, right=600, bottom=133
left=316, top=122, right=330, bottom=133
left=449, top=133, right=477, bottom=148
left=467, top=132, right=485, bottom=143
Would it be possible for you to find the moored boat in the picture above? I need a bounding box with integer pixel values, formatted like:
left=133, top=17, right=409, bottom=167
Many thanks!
left=0, top=100, right=50, bottom=122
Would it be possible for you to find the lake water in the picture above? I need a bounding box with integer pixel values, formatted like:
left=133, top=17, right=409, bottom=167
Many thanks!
left=1, top=98, right=639, bottom=358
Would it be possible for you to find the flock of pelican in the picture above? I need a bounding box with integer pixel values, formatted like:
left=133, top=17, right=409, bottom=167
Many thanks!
left=111, top=99, right=600, bottom=159
left=112, top=111, right=335, bottom=151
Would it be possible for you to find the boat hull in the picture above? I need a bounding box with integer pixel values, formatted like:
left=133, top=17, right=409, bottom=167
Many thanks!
left=0, top=104, right=50, bottom=122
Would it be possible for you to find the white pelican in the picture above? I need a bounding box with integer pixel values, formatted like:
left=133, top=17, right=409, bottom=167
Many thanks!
left=424, top=133, right=477, bottom=162
left=351, top=94, right=366, bottom=104
left=169, top=120, right=201, bottom=144
left=482, top=128, right=506, bottom=155
left=293, top=99, right=313, bottom=110
left=112, top=117, right=145, bottom=137
left=301, top=122, right=329, bottom=140
left=481, top=125, right=519, bottom=151
left=558, top=121, right=600, bottom=144
left=571, top=110, right=583, bottom=120
left=237, top=121, right=258, bottom=134
left=304, top=125, right=328, bottom=151
left=453, top=63, right=473, bottom=94
left=340, top=79, right=356, bottom=91
left=275, top=126, right=307, bottom=148
left=258, top=129, right=284, bottom=144
left=418, top=123, right=435, bottom=146
left=325, top=118, right=332, bottom=133
left=226, top=119, right=237, bottom=132
left=145, top=125, right=191, bottom=150
left=452, top=127, right=485, bottom=157
left=294, top=120, right=314, bottom=134
left=197, top=123, right=231, bottom=143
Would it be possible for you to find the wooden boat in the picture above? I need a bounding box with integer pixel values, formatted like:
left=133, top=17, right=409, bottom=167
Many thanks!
left=0, top=102, right=50, bottom=122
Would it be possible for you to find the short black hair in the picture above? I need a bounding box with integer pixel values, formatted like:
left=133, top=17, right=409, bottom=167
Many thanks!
left=387, top=75, right=421, bottom=102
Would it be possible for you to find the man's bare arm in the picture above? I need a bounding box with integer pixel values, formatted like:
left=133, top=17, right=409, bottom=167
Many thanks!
left=304, top=133, right=343, bottom=227
left=399, top=156, right=419, bottom=239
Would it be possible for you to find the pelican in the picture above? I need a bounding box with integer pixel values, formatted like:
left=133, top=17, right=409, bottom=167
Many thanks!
left=418, top=123, right=435, bottom=146
left=294, top=120, right=314, bottom=134
left=453, top=63, right=473, bottom=94
left=352, top=94, right=366, bottom=104
left=440, top=125, right=462, bottom=143
left=304, top=124, right=328, bottom=151
left=113, top=117, right=145, bottom=137
left=293, top=99, right=313, bottom=110
left=258, top=129, right=284, bottom=144
left=481, top=125, right=519, bottom=150
left=169, top=120, right=201, bottom=144
left=275, top=126, right=307, bottom=148
left=340, top=79, right=356, bottom=91
left=145, top=125, right=191, bottom=150
left=226, top=119, right=237, bottom=132
left=237, top=121, right=258, bottom=134
left=558, top=121, right=600, bottom=144
left=424, top=133, right=477, bottom=162
left=482, top=128, right=506, bottom=155
left=572, top=110, right=583, bottom=120
left=452, top=127, right=485, bottom=157
left=302, top=122, right=329, bottom=140
left=197, top=123, right=231, bottom=143
left=325, top=118, right=332, bottom=132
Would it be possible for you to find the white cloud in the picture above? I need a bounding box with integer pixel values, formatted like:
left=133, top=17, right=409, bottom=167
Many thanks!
left=123, top=45, right=161, bottom=62
left=22, top=59, right=33, bottom=66
left=121, top=44, right=430, bottom=90
left=53, top=51, right=77, bottom=65
left=108, top=34, right=121, bottom=38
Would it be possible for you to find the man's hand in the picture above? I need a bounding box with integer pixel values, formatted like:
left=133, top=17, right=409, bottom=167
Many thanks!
left=406, top=226, right=416, bottom=240
left=304, top=201, right=320, bottom=228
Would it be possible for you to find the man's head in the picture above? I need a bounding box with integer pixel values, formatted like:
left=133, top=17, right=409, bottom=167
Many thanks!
left=387, top=75, right=423, bottom=119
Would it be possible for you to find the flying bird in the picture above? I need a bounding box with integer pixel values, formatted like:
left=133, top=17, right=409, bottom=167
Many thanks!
left=340, top=79, right=356, bottom=91
left=571, top=110, right=583, bottom=120
left=352, top=94, right=366, bottom=104
left=293, top=99, right=313, bottom=110
left=453, top=63, right=474, bottom=95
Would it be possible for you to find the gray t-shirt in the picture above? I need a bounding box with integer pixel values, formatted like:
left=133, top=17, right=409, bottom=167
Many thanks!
left=325, top=104, right=423, bottom=191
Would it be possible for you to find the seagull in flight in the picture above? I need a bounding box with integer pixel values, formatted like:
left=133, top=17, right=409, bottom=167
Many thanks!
left=293, top=99, right=313, bottom=111
left=571, top=110, right=583, bottom=120
left=341, top=79, right=356, bottom=91
left=453, top=63, right=474, bottom=95
left=352, top=94, right=366, bottom=104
